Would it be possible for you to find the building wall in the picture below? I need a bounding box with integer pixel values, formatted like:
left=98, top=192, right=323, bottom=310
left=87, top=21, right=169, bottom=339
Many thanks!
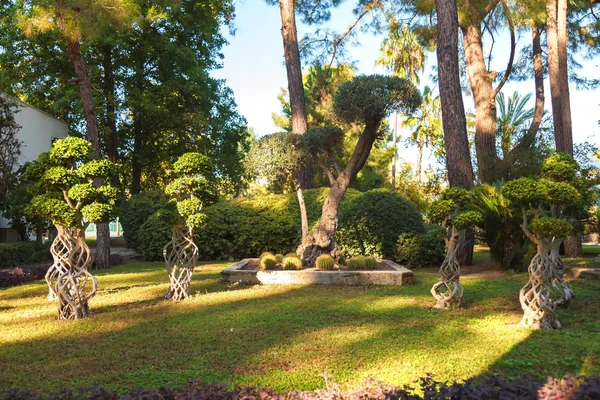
left=0, top=103, right=68, bottom=232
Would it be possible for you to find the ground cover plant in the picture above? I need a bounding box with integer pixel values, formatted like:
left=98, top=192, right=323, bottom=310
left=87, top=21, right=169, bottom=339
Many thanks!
left=1, top=252, right=599, bottom=394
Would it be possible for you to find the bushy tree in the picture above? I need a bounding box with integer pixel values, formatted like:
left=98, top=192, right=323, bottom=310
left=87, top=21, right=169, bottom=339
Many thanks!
left=0, top=96, right=21, bottom=209
left=502, top=153, right=588, bottom=330
left=428, top=188, right=482, bottom=309
left=161, top=153, right=218, bottom=301
left=25, top=137, right=118, bottom=320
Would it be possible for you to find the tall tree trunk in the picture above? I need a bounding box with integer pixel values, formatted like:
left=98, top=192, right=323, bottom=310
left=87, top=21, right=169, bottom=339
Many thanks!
left=462, top=25, right=500, bottom=184
left=436, top=0, right=475, bottom=265
left=557, top=0, right=573, bottom=155
left=131, top=116, right=143, bottom=194
left=391, top=112, right=398, bottom=190
left=279, top=0, right=313, bottom=190
left=101, top=44, right=120, bottom=187
left=436, top=1, right=474, bottom=190
left=66, top=37, right=110, bottom=269
left=547, top=0, right=565, bottom=152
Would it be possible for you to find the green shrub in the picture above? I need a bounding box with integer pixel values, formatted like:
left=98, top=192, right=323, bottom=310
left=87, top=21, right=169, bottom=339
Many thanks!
left=120, top=191, right=170, bottom=252
left=259, top=254, right=277, bottom=270
left=336, top=189, right=425, bottom=260
left=315, top=254, right=335, bottom=270
left=138, top=209, right=174, bottom=261
left=396, top=225, right=446, bottom=268
left=0, top=242, right=50, bottom=268
left=275, top=254, right=284, bottom=264
left=259, top=252, right=274, bottom=259
left=194, top=188, right=423, bottom=261
left=363, top=256, right=377, bottom=270
left=282, top=255, right=302, bottom=270
left=346, top=257, right=365, bottom=270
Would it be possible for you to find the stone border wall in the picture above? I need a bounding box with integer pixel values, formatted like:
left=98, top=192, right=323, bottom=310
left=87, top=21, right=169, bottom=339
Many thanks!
left=221, top=259, right=413, bottom=286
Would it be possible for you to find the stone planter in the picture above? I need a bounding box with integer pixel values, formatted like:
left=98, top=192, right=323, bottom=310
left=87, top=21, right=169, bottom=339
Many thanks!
left=221, top=259, right=413, bottom=286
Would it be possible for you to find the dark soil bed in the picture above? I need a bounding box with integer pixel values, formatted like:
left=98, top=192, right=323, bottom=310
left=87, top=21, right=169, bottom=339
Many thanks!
left=0, top=262, right=51, bottom=288
left=243, top=259, right=394, bottom=271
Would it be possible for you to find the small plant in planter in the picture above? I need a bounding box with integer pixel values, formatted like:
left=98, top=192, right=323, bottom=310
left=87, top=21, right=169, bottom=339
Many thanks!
left=163, top=153, right=218, bottom=301
left=282, top=253, right=302, bottom=270
left=316, top=254, right=335, bottom=270
left=346, top=257, right=365, bottom=270
left=25, top=137, right=118, bottom=320
left=259, top=253, right=277, bottom=270
left=363, top=256, right=377, bottom=270
left=428, top=188, right=482, bottom=309
left=275, top=254, right=284, bottom=264
left=502, top=153, right=592, bottom=329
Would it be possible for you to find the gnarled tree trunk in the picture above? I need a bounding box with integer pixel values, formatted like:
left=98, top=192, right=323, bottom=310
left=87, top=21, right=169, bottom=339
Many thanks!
left=46, top=225, right=97, bottom=319
left=163, top=226, right=198, bottom=301
left=550, top=243, right=573, bottom=308
left=431, top=228, right=464, bottom=309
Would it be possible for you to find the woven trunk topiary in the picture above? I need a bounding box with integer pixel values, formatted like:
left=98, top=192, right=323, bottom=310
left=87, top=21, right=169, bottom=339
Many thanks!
left=163, top=226, right=198, bottom=301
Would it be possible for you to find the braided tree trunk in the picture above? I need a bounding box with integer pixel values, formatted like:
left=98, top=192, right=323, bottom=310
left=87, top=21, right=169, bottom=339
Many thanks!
left=431, top=230, right=463, bottom=309
left=550, top=244, right=573, bottom=308
left=163, top=226, right=198, bottom=301
left=520, top=242, right=561, bottom=330
left=45, top=225, right=97, bottom=320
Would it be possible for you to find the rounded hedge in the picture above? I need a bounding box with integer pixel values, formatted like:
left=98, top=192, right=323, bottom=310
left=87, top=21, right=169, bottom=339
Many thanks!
left=120, top=191, right=170, bottom=253
left=193, top=188, right=424, bottom=262
left=138, top=209, right=173, bottom=261
left=336, top=189, right=425, bottom=260
left=396, top=225, right=446, bottom=268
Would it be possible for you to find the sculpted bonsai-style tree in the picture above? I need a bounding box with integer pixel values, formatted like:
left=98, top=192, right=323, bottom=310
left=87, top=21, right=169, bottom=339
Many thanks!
left=502, top=153, right=583, bottom=330
left=428, top=188, right=481, bottom=309
left=162, top=153, right=218, bottom=301
left=248, top=75, right=421, bottom=266
left=26, top=137, right=117, bottom=319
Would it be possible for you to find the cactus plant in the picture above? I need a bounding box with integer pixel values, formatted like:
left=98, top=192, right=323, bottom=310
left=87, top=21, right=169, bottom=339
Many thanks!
left=315, top=254, right=335, bottom=270
left=275, top=254, right=284, bottom=264
left=283, top=255, right=302, bottom=270
left=346, top=257, right=365, bottom=270
left=363, top=256, right=377, bottom=270
left=259, top=252, right=274, bottom=260
left=259, top=254, right=277, bottom=270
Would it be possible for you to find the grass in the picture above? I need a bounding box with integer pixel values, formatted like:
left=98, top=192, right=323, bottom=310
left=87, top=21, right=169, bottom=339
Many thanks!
left=1, top=257, right=599, bottom=394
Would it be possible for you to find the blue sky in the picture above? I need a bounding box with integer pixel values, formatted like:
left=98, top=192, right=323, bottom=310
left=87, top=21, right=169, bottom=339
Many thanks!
left=212, top=0, right=600, bottom=167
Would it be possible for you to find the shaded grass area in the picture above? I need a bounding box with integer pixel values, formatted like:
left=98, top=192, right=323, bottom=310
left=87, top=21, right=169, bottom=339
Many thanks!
left=0, top=259, right=599, bottom=394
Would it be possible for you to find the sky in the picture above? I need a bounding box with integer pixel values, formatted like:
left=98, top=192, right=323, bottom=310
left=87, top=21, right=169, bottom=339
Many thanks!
left=211, top=0, right=600, bottom=168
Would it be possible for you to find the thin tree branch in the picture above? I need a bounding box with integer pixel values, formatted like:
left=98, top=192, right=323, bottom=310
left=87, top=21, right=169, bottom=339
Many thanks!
left=491, top=0, right=515, bottom=99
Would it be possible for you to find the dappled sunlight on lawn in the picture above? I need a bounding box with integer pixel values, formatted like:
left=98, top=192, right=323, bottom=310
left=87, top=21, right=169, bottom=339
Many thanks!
left=0, top=260, right=599, bottom=392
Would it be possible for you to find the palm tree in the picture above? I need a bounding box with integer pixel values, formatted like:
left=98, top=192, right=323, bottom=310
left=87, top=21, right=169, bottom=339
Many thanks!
left=376, top=21, right=426, bottom=189
left=402, top=86, right=443, bottom=183
left=496, top=91, right=535, bottom=158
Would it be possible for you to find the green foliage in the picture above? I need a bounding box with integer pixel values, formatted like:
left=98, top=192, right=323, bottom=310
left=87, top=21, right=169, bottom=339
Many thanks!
left=282, top=254, right=302, bottom=270
left=539, top=180, right=581, bottom=205
left=120, top=191, right=170, bottom=252
left=0, top=96, right=21, bottom=209
left=346, top=257, right=365, bottom=270
left=530, top=218, right=573, bottom=239
left=0, top=242, right=51, bottom=268
left=138, top=209, right=173, bottom=261
left=396, top=226, right=446, bottom=268
left=440, top=187, right=471, bottom=207
left=315, top=254, right=335, bottom=270
left=452, top=211, right=483, bottom=230
left=165, top=152, right=218, bottom=229
left=245, top=132, right=306, bottom=186
left=427, top=200, right=455, bottom=225
left=333, top=75, right=421, bottom=126
left=336, top=189, right=425, bottom=260
left=302, top=126, right=344, bottom=156
left=25, top=137, right=119, bottom=227
left=541, top=153, right=578, bottom=182
left=362, top=256, right=377, bottom=270
left=259, top=254, right=277, bottom=270
left=501, top=178, right=545, bottom=205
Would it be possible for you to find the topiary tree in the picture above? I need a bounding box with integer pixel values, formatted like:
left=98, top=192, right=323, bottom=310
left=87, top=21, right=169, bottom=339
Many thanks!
left=502, top=153, right=585, bottom=329
left=25, top=137, right=118, bottom=320
left=162, top=153, right=218, bottom=301
left=428, top=188, right=482, bottom=309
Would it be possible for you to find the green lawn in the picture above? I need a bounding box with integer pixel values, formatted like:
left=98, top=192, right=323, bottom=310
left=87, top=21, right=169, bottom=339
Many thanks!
left=1, top=259, right=599, bottom=394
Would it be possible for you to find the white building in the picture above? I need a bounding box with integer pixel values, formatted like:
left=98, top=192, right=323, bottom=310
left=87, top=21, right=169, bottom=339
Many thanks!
left=0, top=100, right=68, bottom=241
